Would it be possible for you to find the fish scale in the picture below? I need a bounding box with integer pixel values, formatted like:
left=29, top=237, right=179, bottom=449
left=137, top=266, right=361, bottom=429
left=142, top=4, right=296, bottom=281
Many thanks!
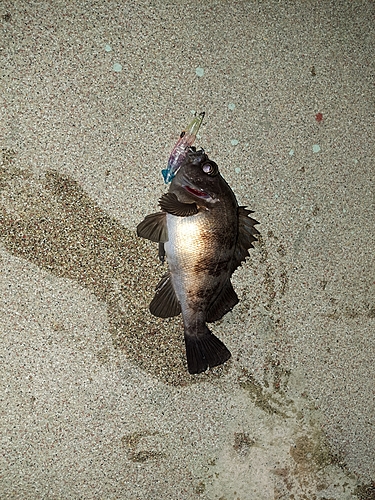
left=165, top=209, right=235, bottom=320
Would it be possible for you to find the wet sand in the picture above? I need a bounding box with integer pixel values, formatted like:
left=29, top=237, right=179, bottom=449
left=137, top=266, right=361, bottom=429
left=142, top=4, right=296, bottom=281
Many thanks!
left=1, top=1, right=374, bottom=498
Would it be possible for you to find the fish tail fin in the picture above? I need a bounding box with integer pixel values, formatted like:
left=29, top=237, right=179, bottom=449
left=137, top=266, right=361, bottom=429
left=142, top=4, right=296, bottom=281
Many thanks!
left=184, top=326, right=231, bottom=375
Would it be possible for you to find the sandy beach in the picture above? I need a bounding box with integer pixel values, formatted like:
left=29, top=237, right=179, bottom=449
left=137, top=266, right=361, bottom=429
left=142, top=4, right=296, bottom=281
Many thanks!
left=1, top=1, right=374, bottom=498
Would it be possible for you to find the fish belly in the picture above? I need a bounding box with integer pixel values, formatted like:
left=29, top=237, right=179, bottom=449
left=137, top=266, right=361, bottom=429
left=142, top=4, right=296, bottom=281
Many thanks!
left=165, top=212, right=233, bottom=317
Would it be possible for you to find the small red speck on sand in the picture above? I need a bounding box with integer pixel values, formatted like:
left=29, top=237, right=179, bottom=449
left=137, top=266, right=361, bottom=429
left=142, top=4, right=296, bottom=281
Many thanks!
left=315, top=112, right=323, bottom=123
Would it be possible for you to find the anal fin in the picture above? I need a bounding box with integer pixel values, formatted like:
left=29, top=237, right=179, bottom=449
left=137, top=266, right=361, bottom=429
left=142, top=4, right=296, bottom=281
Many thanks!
left=206, top=280, right=239, bottom=322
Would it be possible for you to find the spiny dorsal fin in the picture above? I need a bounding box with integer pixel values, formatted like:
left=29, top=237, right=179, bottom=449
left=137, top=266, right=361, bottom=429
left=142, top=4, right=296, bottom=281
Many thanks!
left=231, top=207, right=260, bottom=273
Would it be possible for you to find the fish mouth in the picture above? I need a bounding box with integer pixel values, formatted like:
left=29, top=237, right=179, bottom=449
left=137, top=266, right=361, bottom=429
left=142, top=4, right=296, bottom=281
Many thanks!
left=183, top=184, right=211, bottom=199
left=181, top=176, right=213, bottom=200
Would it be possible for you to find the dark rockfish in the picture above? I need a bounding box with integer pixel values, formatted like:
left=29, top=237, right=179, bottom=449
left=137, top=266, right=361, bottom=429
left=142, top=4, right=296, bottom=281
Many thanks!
left=137, top=148, right=259, bottom=374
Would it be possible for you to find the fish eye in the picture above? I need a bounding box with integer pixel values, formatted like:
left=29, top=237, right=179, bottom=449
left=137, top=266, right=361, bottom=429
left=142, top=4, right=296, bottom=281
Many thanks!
left=202, top=162, right=218, bottom=176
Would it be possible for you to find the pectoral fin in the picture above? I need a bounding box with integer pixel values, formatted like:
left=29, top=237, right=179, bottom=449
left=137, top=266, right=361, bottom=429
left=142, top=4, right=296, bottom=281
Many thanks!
left=159, top=192, right=198, bottom=217
left=136, top=212, right=168, bottom=242
left=231, top=207, right=259, bottom=273
left=149, top=272, right=181, bottom=318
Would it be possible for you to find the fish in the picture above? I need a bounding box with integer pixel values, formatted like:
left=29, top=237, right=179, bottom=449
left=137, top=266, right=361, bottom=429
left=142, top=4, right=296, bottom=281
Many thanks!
left=161, top=112, right=205, bottom=184
left=137, top=147, right=259, bottom=374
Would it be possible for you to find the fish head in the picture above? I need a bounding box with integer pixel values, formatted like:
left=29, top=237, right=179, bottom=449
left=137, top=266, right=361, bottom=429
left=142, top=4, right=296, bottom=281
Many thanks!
left=170, top=148, right=232, bottom=206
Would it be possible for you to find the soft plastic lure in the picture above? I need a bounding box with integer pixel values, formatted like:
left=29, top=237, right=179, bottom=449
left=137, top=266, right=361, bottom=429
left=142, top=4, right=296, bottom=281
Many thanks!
left=162, top=111, right=205, bottom=184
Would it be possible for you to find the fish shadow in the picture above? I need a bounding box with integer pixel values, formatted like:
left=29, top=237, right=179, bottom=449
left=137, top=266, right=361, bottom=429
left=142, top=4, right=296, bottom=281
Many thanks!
left=1, top=166, right=215, bottom=385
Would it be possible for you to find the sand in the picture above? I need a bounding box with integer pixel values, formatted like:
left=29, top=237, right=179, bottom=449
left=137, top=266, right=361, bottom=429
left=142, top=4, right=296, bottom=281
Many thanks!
left=1, top=1, right=374, bottom=498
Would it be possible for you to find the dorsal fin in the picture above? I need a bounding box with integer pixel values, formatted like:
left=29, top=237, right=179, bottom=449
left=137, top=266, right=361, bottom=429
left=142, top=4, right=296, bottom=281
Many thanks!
left=231, top=207, right=259, bottom=273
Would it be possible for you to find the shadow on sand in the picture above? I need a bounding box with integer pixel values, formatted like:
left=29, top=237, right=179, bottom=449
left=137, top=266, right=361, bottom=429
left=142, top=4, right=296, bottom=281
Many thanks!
left=1, top=161, right=228, bottom=385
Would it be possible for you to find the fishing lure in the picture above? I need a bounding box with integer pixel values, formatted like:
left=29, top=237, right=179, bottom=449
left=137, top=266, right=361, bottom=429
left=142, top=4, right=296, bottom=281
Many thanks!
left=161, top=111, right=205, bottom=184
